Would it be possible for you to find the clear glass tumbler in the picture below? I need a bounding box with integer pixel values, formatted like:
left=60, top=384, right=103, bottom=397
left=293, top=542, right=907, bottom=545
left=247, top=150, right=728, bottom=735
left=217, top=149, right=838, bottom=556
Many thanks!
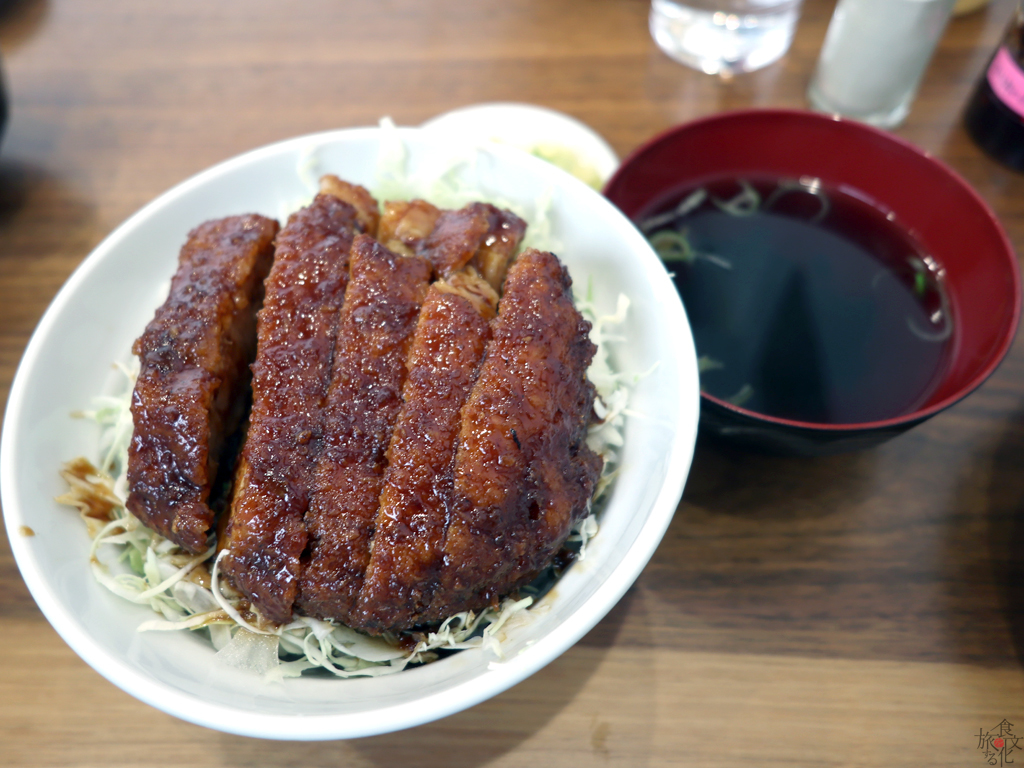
left=649, top=0, right=806, bottom=75
left=807, top=0, right=957, bottom=128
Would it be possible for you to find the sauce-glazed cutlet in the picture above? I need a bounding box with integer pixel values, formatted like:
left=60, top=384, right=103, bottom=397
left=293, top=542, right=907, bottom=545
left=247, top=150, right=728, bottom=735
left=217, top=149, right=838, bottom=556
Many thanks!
left=417, top=202, right=526, bottom=292
left=220, top=192, right=365, bottom=624
left=296, top=235, right=432, bottom=624
left=319, top=174, right=381, bottom=237
left=378, top=199, right=442, bottom=256
left=427, top=249, right=603, bottom=619
left=353, top=270, right=498, bottom=632
left=127, top=214, right=278, bottom=554
left=467, top=206, right=526, bottom=292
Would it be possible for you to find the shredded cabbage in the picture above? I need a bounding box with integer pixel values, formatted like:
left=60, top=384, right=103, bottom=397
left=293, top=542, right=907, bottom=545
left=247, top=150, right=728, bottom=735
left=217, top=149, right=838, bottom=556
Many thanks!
left=56, top=123, right=632, bottom=679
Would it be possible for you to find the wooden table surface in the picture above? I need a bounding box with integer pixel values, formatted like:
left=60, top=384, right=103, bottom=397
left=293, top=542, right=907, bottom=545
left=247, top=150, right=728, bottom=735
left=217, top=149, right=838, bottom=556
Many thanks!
left=3, top=0, right=1024, bottom=765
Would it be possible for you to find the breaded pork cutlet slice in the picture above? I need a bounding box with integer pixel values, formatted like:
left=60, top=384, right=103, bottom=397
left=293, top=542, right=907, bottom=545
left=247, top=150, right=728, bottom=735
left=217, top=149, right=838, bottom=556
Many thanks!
left=319, top=174, right=381, bottom=237
left=127, top=214, right=278, bottom=554
left=466, top=206, right=526, bottom=292
left=428, top=249, right=603, bottom=618
left=220, top=191, right=368, bottom=624
left=378, top=199, right=443, bottom=256
left=418, top=202, right=526, bottom=291
left=295, top=235, right=432, bottom=624
left=352, top=270, right=499, bottom=632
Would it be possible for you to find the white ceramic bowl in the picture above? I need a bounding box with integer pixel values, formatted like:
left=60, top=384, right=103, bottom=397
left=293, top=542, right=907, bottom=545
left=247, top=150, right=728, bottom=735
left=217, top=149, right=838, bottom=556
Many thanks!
left=0, top=126, right=698, bottom=740
left=421, top=102, right=620, bottom=187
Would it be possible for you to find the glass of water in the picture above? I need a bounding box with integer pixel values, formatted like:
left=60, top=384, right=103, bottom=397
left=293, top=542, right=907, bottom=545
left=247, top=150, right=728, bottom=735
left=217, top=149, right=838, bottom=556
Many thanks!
left=649, top=0, right=806, bottom=75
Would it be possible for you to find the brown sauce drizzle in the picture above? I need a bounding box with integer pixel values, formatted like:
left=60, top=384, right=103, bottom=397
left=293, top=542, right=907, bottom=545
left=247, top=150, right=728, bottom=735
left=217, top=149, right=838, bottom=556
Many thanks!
left=56, top=457, right=121, bottom=522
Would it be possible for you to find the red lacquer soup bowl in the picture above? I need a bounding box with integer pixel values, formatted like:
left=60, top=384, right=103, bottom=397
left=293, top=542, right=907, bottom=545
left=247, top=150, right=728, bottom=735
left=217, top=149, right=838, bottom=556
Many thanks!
left=605, top=109, right=1021, bottom=455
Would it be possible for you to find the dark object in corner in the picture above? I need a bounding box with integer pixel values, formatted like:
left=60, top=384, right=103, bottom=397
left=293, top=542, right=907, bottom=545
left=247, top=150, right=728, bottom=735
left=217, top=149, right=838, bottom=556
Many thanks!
left=0, top=52, right=8, bottom=150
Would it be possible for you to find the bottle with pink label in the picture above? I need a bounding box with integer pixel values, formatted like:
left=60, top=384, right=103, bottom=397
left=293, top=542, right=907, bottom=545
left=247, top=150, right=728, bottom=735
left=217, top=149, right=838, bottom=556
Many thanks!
left=964, top=1, right=1024, bottom=172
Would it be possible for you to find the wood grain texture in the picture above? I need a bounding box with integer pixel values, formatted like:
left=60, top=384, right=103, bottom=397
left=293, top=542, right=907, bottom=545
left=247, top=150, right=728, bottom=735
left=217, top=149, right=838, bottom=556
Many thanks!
left=2, top=0, right=1024, bottom=765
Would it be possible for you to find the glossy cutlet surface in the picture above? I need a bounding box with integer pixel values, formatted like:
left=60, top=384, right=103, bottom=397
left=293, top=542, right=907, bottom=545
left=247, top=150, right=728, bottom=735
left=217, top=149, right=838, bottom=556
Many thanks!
left=353, top=271, right=498, bottom=632
left=127, top=214, right=278, bottom=555
left=220, top=194, right=361, bottom=624
left=432, top=248, right=603, bottom=617
left=296, top=234, right=432, bottom=624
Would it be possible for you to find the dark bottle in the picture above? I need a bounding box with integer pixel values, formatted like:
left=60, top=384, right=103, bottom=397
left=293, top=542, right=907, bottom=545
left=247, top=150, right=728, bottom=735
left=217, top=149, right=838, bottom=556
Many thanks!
left=964, top=1, right=1024, bottom=172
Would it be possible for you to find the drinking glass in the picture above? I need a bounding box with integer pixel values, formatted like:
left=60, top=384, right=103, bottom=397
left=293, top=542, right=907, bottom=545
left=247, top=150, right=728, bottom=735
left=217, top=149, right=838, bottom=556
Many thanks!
left=649, top=0, right=806, bottom=75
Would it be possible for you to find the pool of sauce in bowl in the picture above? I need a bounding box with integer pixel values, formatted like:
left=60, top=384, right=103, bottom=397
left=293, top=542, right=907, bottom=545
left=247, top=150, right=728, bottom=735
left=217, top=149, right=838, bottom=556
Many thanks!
left=640, top=175, right=953, bottom=425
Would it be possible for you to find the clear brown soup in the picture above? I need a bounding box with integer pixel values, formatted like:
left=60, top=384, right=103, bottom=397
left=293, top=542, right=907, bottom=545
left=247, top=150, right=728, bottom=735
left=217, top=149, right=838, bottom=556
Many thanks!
left=639, top=174, right=953, bottom=425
